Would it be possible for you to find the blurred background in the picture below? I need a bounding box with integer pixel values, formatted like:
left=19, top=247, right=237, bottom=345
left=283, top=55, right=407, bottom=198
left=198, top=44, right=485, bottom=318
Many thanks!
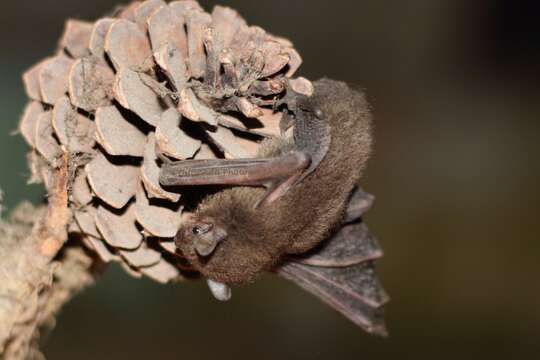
left=1, top=0, right=539, bottom=359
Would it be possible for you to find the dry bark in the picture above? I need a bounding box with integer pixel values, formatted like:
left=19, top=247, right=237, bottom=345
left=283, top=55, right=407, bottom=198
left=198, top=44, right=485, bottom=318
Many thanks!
left=0, top=157, right=102, bottom=359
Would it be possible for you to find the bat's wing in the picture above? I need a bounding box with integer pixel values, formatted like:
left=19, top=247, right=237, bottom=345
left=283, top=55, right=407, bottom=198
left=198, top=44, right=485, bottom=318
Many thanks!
left=276, top=188, right=389, bottom=335
left=344, top=186, right=374, bottom=224
left=277, top=223, right=388, bottom=335
left=159, top=152, right=310, bottom=206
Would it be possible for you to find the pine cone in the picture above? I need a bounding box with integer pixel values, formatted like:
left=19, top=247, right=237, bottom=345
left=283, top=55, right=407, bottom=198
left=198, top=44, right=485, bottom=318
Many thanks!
left=19, top=0, right=313, bottom=283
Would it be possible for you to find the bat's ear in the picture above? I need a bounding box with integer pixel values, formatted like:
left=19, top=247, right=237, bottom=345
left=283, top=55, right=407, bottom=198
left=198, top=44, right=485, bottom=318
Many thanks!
left=193, top=225, right=228, bottom=257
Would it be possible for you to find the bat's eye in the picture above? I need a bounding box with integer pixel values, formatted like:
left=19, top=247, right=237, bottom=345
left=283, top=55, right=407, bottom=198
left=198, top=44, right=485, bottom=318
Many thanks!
left=192, top=223, right=213, bottom=236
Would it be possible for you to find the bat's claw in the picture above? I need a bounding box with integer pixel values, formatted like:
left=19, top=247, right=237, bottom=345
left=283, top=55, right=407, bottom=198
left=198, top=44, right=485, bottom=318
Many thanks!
left=157, top=151, right=173, bottom=166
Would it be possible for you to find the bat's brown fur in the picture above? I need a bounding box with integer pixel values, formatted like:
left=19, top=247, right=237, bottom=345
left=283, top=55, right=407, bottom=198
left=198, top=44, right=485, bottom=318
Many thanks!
left=176, top=79, right=373, bottom=284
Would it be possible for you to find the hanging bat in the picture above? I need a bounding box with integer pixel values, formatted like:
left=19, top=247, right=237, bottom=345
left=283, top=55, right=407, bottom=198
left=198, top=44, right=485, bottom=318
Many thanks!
left=160, top=79, right=388, bottom=335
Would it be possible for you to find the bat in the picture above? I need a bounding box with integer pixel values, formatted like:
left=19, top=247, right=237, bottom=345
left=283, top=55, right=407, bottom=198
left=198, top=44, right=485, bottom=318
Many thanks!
left=159, top=79, right=388, bottom=335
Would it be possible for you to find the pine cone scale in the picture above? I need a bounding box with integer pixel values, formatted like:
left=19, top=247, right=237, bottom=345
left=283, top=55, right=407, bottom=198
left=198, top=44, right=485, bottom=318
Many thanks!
left=20, top=0, right=313, bottom=282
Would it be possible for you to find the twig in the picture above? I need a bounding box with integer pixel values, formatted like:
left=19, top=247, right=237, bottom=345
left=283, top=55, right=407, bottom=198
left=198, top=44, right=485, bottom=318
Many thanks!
left=0, top=151, right=102, bottom=359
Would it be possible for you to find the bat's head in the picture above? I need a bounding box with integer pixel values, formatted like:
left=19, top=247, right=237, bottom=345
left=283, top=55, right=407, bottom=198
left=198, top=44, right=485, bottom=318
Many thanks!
left=174, top=187, right=278, bottom=284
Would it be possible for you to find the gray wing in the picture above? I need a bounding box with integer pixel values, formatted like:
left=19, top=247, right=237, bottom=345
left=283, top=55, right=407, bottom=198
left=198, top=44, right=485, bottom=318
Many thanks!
left=276, top=187, right=388, bottom=336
